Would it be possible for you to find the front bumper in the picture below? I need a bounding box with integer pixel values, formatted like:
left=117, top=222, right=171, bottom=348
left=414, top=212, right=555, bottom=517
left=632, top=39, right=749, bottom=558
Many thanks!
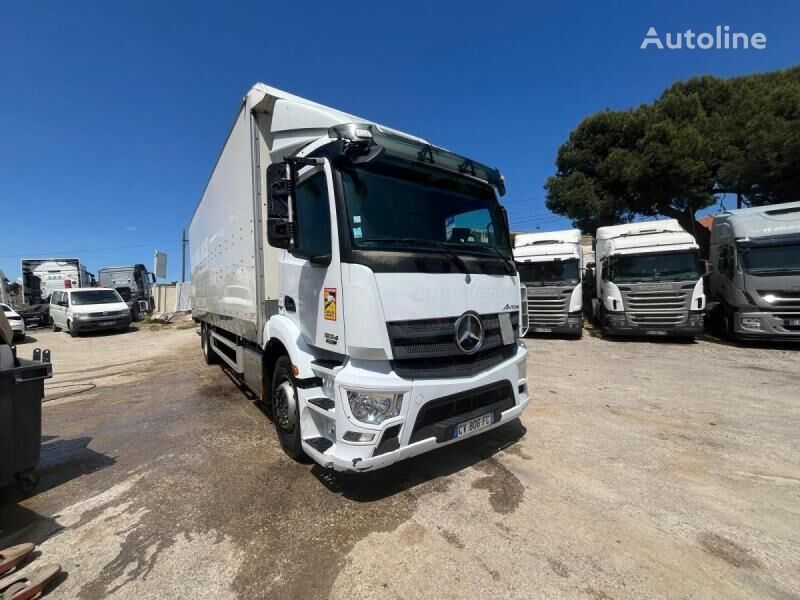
left=72, top=314, right=132, bottom=332
left=733, top=311, right=800, bottom=340
left=300, top=343, right=529, bottom=472
left=604, top=311, right=704, bottom=337
left=528, top=319, right=582, bottom=336
left=9, top=320, right=26, bottom=338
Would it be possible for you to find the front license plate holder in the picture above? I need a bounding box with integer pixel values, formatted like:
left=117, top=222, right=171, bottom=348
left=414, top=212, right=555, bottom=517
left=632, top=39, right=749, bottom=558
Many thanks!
left=454, top=412, right=494, bottom=438
left=646, top=330, right=668, bottom=336
left=533, top=327, right=553, bottom=333
left=787, top=319, right=800, bottom=327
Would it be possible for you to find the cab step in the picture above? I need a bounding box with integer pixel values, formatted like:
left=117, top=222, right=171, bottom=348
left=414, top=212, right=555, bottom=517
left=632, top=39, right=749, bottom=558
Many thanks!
left=305, top=437, right=333, bottom=453
left=308, top=397, right=335, bottom=411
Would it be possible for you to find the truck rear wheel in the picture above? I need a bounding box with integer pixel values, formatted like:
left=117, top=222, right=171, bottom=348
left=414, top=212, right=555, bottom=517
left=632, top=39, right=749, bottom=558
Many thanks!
left=272, top=356, right=305, bottom=460
left=201, top=323, right=219, bottom=365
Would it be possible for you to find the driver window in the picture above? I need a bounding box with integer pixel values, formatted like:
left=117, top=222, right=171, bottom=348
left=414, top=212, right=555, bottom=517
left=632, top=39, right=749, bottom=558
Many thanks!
left=294, top=171, right=331, bottom=258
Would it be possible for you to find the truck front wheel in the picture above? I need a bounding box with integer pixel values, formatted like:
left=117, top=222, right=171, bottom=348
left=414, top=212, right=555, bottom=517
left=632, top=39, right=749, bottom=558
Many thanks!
left=272, top=356, right=305, bottom=460
left=51, top=317, right=61, bottom=332
left=201, top=323, right=219, bottom=365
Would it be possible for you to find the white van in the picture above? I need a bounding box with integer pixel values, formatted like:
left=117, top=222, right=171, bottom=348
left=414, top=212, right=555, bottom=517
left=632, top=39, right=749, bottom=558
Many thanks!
left=49, top=288, right=132, bottom=337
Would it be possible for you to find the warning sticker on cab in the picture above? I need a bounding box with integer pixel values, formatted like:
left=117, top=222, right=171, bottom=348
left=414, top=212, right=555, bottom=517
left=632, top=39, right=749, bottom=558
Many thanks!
left=324, top=288, right=337, bottom=321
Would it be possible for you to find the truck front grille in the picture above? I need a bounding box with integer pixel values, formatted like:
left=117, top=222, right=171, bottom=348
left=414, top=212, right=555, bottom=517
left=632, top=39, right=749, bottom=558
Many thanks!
left=387, top=313, right=519, bottom=379
left=87, top=310, right=125, bottom=317
left=525, top=287, right=570, bottom=325
left=624, top=289, right=688, bottom=311
left=758, top=291, right=800, bottom=311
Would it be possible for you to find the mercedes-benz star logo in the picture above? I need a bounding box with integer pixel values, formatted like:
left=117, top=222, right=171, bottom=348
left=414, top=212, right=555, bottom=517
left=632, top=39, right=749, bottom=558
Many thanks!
left=455, top=312, right=484, bottom=354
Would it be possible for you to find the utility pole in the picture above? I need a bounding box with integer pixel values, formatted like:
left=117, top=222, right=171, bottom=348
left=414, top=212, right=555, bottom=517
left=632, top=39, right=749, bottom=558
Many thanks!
left=181, top=229, right=187, bottom=283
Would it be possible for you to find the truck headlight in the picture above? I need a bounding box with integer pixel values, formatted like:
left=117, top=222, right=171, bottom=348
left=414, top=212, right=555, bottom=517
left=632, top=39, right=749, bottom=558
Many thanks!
left=345, top=390, right=403, bottom=424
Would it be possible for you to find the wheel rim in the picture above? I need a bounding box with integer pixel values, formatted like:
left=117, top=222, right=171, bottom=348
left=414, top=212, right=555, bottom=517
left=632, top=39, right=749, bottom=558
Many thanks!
left=274, top=380, right=296, bottom=432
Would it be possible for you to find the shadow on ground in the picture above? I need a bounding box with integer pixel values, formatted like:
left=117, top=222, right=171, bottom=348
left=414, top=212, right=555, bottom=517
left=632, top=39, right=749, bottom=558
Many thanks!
left=0, top=436, right=116, bottom=505
left=312, top=418, right=527, bottom=502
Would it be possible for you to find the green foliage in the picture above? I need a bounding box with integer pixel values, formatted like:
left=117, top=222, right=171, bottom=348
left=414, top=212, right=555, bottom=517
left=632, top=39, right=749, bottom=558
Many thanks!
left=545, top=66, right=800, bottom=234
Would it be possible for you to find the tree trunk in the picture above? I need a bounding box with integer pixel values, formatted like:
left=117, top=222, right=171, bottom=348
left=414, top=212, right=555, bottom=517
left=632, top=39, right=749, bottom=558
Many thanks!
left=671, top=209, right=710, bottom=259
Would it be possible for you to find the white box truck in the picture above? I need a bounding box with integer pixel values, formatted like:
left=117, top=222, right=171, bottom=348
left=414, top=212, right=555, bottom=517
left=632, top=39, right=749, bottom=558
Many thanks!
left=708, top=201, right=800, bottom=341
left=19, top=259, right=94, bottom=327
left=592, top=220, right=706, bottom=337
left=514, top=229, right=583, bottom=337
left=190, top=84, right=529, bottom=473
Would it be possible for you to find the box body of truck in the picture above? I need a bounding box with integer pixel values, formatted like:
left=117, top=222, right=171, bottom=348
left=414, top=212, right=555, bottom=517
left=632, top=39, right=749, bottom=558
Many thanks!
left=709, top=201, right=800, bottom=341
left=514, top=229, right=583, bottom=337
left=593, top=220, right=705, bottom=337
left=190, top=84, right=529, bottom=472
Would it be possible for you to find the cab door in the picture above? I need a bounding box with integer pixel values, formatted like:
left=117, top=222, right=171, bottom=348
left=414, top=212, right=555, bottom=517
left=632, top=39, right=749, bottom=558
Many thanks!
left=279, top=160, right=345, bottom=354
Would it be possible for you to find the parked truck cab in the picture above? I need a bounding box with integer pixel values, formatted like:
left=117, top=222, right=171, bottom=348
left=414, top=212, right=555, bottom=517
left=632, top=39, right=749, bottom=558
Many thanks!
left=190, top=84, right=529, bottom=473
left=709, top=201, right=800, bottom=341
left=98, top=264, right=155, bottom=320
left=593, top=220, right=706, bottom=338
left=514, top=229, right=583, bottom=337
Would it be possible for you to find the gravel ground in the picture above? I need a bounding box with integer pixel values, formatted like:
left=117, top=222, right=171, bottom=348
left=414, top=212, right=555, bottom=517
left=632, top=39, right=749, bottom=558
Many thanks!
left=1, top=323, right=798, bottom=599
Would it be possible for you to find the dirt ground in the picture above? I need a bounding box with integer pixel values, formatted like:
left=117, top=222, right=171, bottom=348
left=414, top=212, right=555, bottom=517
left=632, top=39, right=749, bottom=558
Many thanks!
left=1, top=322, right=798, bottom=599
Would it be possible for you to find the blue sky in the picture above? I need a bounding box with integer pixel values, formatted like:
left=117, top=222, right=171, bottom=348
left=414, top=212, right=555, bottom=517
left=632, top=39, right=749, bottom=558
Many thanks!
left=1, top=1, right=797, bottom=282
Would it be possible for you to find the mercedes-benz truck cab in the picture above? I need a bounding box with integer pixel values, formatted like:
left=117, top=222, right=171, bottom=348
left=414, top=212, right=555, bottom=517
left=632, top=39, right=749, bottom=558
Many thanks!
left=594, top=220, right=706, bottom=338
left=514, top=229, right=583, bottom=337
left=709, top=201, right=800, bottom=341
left=190, top=84, right=529, bottom=473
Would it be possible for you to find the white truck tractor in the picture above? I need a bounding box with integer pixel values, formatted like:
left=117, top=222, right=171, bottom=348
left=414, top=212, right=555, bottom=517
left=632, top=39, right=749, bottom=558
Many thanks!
left=708, top=201, right=800, bottom=341
left=592, top=220, right=706, bottom=338
left=190, top=83, right=529, bottom=473
left=513, top=229, right=583, bottom=337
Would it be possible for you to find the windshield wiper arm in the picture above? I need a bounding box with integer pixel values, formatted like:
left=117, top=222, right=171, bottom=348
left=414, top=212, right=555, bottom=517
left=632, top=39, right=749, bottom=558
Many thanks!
left=459, top=243, right=515, bottom=273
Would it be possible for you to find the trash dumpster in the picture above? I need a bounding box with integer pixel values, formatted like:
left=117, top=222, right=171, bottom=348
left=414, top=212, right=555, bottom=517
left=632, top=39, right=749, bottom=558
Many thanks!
left=0, top=313, right=52, bottom=493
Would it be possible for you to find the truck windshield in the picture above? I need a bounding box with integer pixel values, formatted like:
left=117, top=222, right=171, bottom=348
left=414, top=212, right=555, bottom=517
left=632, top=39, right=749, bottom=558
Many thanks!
left=517, top=259, right=580, bottom=286
left=71, top=290, right=123, bottom=305
left=340, top=159, right=512, bottom=265
left=608, top=251, right=699, bottom=283
left=740, top=243, right=800, bottom=275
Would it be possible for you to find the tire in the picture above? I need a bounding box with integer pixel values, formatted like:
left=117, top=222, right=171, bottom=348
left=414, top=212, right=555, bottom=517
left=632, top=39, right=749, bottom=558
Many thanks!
left=51, top=317, right=61, bottom=332
left=68, top=320, right=79, bottom=338
left=16, top=470, right=40, bottom=495
left=272, top=355, right=305, bottom=460
left=201, top=323, right=219, bottom=365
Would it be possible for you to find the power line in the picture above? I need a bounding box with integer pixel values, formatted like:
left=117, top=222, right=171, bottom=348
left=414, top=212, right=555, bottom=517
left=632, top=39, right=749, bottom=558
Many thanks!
left=0, top=240, right=180, bottom=259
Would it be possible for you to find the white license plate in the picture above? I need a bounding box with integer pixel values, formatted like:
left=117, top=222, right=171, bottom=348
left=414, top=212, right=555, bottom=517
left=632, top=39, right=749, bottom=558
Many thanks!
left=533, top=327, right=553, bottom=333
left=455, top=413, right=494, bottom=438
left=788, top=319, right=800, bottom=327
left=99, top=320, right=116, bottom=326
left=646, top=330, right=668, bottom=336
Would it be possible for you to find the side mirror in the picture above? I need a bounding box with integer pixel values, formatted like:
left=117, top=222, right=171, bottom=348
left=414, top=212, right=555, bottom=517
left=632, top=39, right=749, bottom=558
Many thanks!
left=150, top=273, right=156, bottom=284
left=266, top=162, right=293, bottom=250
left=585, top=262, right=596, bottom=270
left=699, top=259, right=712, bottom=276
